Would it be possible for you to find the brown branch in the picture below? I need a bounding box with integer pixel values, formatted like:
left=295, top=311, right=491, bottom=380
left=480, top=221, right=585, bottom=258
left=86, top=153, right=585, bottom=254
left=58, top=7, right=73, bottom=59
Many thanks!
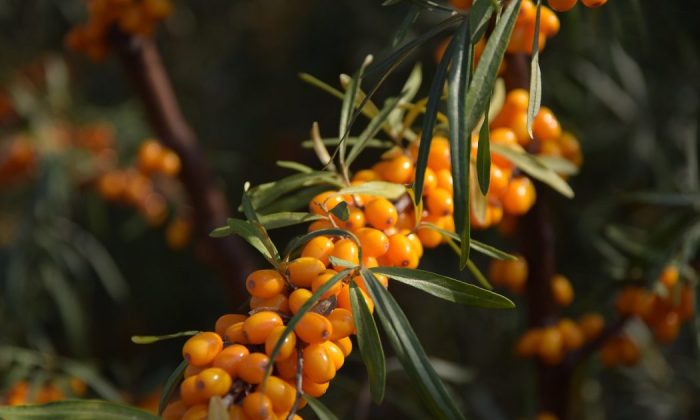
left=109, top=32, right=254, bottom=299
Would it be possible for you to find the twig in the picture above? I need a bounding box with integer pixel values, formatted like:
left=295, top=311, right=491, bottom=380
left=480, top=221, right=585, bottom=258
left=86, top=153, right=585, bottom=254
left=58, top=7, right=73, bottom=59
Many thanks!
left=287, top=342, right=304, bottom=420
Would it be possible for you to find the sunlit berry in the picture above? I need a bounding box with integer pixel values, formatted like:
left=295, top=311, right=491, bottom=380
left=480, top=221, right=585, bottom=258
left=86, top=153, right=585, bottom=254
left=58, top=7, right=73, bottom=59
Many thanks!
left=355, top=228, right=390, bottom=258
left=214, top=314, right=247, bottom=337
left=258, top=376, right=296, bottom=414
left=303, top=343, right=336, bottom=383
left=427, top=136, right=451, bottom=171
left=311, top=269, right=344, bottom=299
left=383, top=233, right=417, bottom=268
left=364, top=198, right=398, bottom=230
left=182, top=332, right=223, bottom=367
left=659, top=266, right=679, bottom=289
left=196, top=367, right=232, bottom=398
left=327, top=308, right=354, bottom=341
left=242, top=392, right=274, bottom=420
left=515, top=328, right=542, bottom=357
left=182, top=404, right=208, bottom=420
left=212, top=344, right=249, bottom=377
left=246, top=269, right=286, bottom=299
left=426, top=188, right=454, bottom=216
left=578, top=313, right=604, bottom=341
left=436, top=169, right=453, bottom=192
left=301, top=235, right=335, bottom=266
left=250, top=294, right=290, bottom=313
left=548, top=0, right=577, bottom=12
left=223, top=321, right=248, bottom=344
left=539, top=7, right=560, bottom=37
left=551, top=274, right=574, bottom=307
left=302, top=379, right=330, bottom=398
left=330, top=239, right=360, bottom=269
left=289, top=288, right=313, bottom=315
left=337, top=283, right=375, bottom=314
left=288, top=257, right=326, bottom=288
left=380, top=155, right=413, bottom=184
left=322, top=341, right=345, bottom=370
left=502, top=177, right=536, bottom=215
left=533, top=107, right=562, bottom=142
left=309, top=191, right=344, bottom=215
left=243, top=311, right=284, bottom=344
left=537, top=326, right=564, bottom=365
left=334, top=337, right=353, bottom=357
left=179, top=376, right=206, bottom=406
left=295, top=312, right=333, bottom=344
left=237, top=353, right=270, bottom=384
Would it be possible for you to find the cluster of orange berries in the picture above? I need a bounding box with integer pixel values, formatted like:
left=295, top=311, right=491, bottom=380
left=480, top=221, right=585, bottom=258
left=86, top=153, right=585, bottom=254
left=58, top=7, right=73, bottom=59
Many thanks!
left=547, top=0, right=608, bottom=13
left=163, top=257, right=372, bottom=419
left=515, top=313, right=604, bottom=365
left=2, top=378, right=86, bottom=406
left=508, top=0, right=561, bottom=55
left=65, top=0, right=172, bottom=61
left=0, top=135, right=36, bottom=187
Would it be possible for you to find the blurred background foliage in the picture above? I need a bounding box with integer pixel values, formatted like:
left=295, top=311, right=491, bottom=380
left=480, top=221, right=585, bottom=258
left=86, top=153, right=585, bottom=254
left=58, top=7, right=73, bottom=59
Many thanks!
left=0, top=0, right=698, bottom=418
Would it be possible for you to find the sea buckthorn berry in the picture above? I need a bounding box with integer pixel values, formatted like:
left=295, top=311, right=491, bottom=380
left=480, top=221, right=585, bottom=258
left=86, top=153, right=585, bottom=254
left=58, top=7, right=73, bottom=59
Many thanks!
left=533, top=107, right=562, bottom=142
left=265, top=326, right=296, bottom=362
left=654, top=311, right=680, bottom=343
left=184, top=364, right=205, bottom=378
left=679, top=285, right=695, bottom=321
left=160, top=149, right=181, bottom=177
left=494, top=255, right=528, bottom=291
left=630, top=289, right=653, bottom=319
left=237, top=353, right=270, bottom=384
left=515, top=328, right=542, bottom=357
left=259, top=376, right=296, bottom=414
left=417, top=223, right=443, bottom=249
left=353, top=169, right=380, bottom=182
left=557, top=319, right=584, bottom=351
left=516, top=1, right=536, bottom=25
left=322, top=341, right=346, bottom=370
left=489, top=165, right=511, bottom=199
left=405, top=232, right=424, bottom=259
left=330, top=239, right=360, bottom=269
left=328, top=308, right=355, bottom=341
left=182, top=332, right=223, bottom=367
left=426, top=188, right=454, bottom=216
left=384, top=233, right=416, bottom=268
left=275, top=349, right=298, bottom=380
left=538, top=327, right=564, bottom=365
left=242, top=392, right=274, bottom=420
left=302, top=379, right=330, bottom=398
left=436, top=169, right=453, bottom=192
left=356, top=228, right=390, bottom=258
left=416, top=166, right=438, bottom=193
left=182, top=404, right=208, bottom=420
left=311, top=269, right=344, bottom=299
left=289, top=288, right=313, bottom=314
left=214, top=314, right=247, bottom=337
left=137, top=139, right=163, bottom=174
left=548, top=0, right=577, bottom=12
left=337, top=283, right=375, bottom=314
left=308, top=218, right=333, bottom=232
left=396, top=209, right=416, bottom=231
left=212, top=344, right=249, bottom=377
left=303, top=343, right=337, bottom=383
left=502, top=177, right=536, bottom=215
left=539, top=7, right=561, bottom=37
left=364, top=198, right=398, bottom=230
left=615, top=286, right=638, bottom=316
left=659, top=266, right=679, bottom=289
left=581, top=0, right=606, bottom=7
left=427, top=136, right=451, bottom=171
left=449, top=0, right=473, bottom=9
left=301, top=235, right=335, bottom=266
left=380, top=155, right=414, bottom=184
left=196, top=367, right=232, bottom=398
left=246, top=269, right=286, bottom=299
left=334, top=207, right=366, bottom=230
left=618, top=336, right=640, bottom=366
left=250, top=294, right=290, bottom=313
left=179, top=376, right=206, bottom=406
left=288, top=257, right=326, bottom=288
left=295, top=312, right=333, bottom=344
left=228, top=405, right=245, bottom=420
left=509, top=112, right=531, bottom=145
left=162, top=400, right=187, bottom=420
left=334, top=337, right=353, bottom=357
left=551, top=274, right=574, bottom=307
left=506, top=89, right=530, bottom=113
left=243, top=311, right=284, bottom=344
left=578, top=313, right=604, bottom=341
left=223, top=322, right=248, bottom=344
left=363, top=255, right=379, bottom=268
left=309, top=191, right=344, bottom=215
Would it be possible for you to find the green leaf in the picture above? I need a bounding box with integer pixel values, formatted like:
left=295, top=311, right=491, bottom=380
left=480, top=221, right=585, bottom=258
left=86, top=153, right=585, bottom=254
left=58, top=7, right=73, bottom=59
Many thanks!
left=258, top=185, right=332, bottom=215
left=447, top=19, right=472, bottom=269
left=241, top=184, right=261, bottom=224
left=370, top=267, right=512, bottom=308
left=257, top=212, right=323, bottom=230
left=339, top=57, right=372, bottom=167
left=345, top=95, right=402, bottom=168
left=469, top=0, right=495, bottom=43
left=284, top=228, right=361, bottom=259
left=393, top=4, right=421, bottom=47
left=131, top=331, right=198, bottom=344
left=361, top=270, right=464, bottom=420
left=158, top=360, right=187, bottom=414
left=491, top=144, right=574, bottom=197
left=476, top=100, right=491, bottom=195
left=213, top=219, right=279, bottom=265
left=247, top=172, right=343, bottom=210
left=0, top=400, right=159, bottom=419
left=465, top=259, right=493, bottom=290
left=329, top=202, right=350, bottom=222
left=419, top=222, right=516, bottom=260
left=276, top=160, right=313, bottom=173
left=413, top=31, right=455, bottom=204
left=349, top=282, right=386, bottom=403
left=328, top=255, right=358, bottom=268
left=388, top=63, right=423, bottom=137
left=301, top=137, right=393, bottom=149
left=338, top=181, right=406, bottom=200
left=536, top=155, right=579, bottom=175
left=526, top=1, right=543, bottom=138
left=304, top=396, right=340, bottom=420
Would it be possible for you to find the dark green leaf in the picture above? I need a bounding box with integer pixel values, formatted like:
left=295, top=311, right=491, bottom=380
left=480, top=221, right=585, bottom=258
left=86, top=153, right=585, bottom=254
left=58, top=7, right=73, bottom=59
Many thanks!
left=469, top=0, right=495, bottom=43
left=213, top=219, right=279, bottom=265
left=241, top=185, right=261, bottom=224
left=393, top=4, right=421, bottom=47
left=158, top=360, right=187, bottom=414
left=328, top=255, right=358, bottom=268
left=247, top=172, right=342, bottom=210
left=490, top=144, right=574, bottom=197
left=465, top=259, right=492, bottom=290
left=419, top=222, right=516, bottom=260
left=0, top=400, right=159, bottom=419
left=304, top=396, right=340, bottom=420
left=361, top=270, right=464, bottom=420
left=349, top=282, right=386, bottom=403
left=476, top=100, right=491, bottom=195
left=284, top=228, right=361, bottom=259
left=370, top=267, right=513, bottom=308
left=258, top=185, right=332, bottom=215
left=329, top=202, right=350, bottom=222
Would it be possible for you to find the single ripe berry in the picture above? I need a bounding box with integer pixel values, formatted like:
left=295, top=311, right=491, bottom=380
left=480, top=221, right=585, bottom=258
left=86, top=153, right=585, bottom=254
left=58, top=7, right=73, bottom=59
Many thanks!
left=160, top=149, right=181, bottom=177
left=302, top=379, right=330, bottom=398
left=548, top=0, right=577, bottom=12
left=405, top=232, right=424, bottom=259
left=196, top=367, right=232, bottom=398
left=246, top=269, right=286, bottom=299
left=355, top=228, right=390, bottom=258
left=489, top=165, right=511, bottom=199
left=250, top=294, right=290, bottom=313
left=334, top=337, right=353, bottom=357
left=578, top=313, right=604, bottom=341
left=162, top=400, right=187, bottom=420
left=330, top=239, right=360, bottom=269
left=223, top=321, right=248, bottom=344
left=295, top=312, right=333, bottom=344
left=212, top=344, right=249, bottom=377
left=182, top=332, right=223, bottom=367
left=327, top=308, right=355, bottom=341
left=275, top=350, right=298, bottom=380
left=258, top=376, right=296, bottom=414
left=426, top=188, right=454, bottom=216
left=179, top=376, right=206, bottom=406
left=303, top=343, right=336, bottom=383
left=539, top=7, right=561, bottom=37
left=380, top=155, right=414, bottom=184
left=242, top=392, right=274, bottom=420
left=618, top=336, right=640, bottom=366
left=228, top=405, right=245, bottom=420
left=533, top=107, right=562, bottom=142
left=288, top=257, right=326, bottom=288
left=516, top=1, right=536, bottom=25
left=137, top=139, right=163, bottom=174
left=654, top=311, right=680, bottom=343
left=538, top=327, right=564, bottom=365
left=289, top=288, right=313, bottom=314
left=301, top=235, right=335, bottom=266
left=308, top=219, right=333, bottom=232
left=214, top=314, right=247, bottom=337
left=659, top=266, right=679, bottom=289
left=265, top=326, right=296, bottom=361
left=353, top=169, right=380, bottom=182
left=236, top=353, right=270, bottom=384
left=436, top=169, right=453, bottom=192
left=502, top=177, right=536, bottom=215
left=557, top=318, right=584, bottom=351
left=515, top=328, right=542, bottom=357
left=679, top=284, right=695, bottom=321
left=551, top=274, right=574, bottom=307
left=384, top=233, right=417, bottom=268
left=364, top=198, right=398, bottom=230
left=243, top=311, right=284, bottom=344
left=322, top=341, right=345, bottom=369
left=427, top=137, right=451, bottom=171
left=311, top=269, right=343, bottom=299
left=416, top=166, right=438, bottom=193
left=337, top=283, right=375, bottom=314
left=182, top=404, right=208, bottom=420
left=334, top=207, right=366, bottom=230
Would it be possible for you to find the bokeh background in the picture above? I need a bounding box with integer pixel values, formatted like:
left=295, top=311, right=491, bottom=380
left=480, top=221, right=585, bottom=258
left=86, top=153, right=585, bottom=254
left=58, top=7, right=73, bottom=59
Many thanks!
left=0, top=0, right=699, bottom=418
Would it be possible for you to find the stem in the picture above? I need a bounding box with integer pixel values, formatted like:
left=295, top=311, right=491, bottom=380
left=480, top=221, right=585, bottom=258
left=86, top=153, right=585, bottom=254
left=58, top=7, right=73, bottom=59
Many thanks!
left=287, top=343, right=304, bottom=420
left=108, top=32, right=254, bottom=298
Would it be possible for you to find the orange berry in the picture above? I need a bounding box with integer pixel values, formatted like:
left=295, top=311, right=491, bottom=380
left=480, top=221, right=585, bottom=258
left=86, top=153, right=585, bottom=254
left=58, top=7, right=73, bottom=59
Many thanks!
left=182, top=332, right=223, bottom=367
left=212, top=344, right=249, bottom=377
left=182, top=404, right=208, bottom=420
left=578, top=313, right=604, bottom=341
left=97, top=170, right=127, bottom=201
left=362, top=255, right=379, bottom=268
left=196, top=367, right=232, bottom=398
left=288, top=288, right=313, bottom=315
left=416, top=221, right=443, bottom=249
left=250, top=294, right=290, bottom=313
left=265, top=326, right=296, bottom=361
left=236, top=353, right=270, bottom=384
left=679, top=285, right=695, bottom=321
left=654, top=311, right=680, bottom=343
left=137, top=139, right=163, bottom=174
left=308, top=218, right=333, bottom=232
left=383, top=233, right=417, bottom=268
left=537, top=326, right=564, bottom=365
left=179, top=376, right=206, bottom=406
left=533, top=107, right=562, bottom=142
left=364, top=198, right=398, bottom=230
left=427, top=137, right=451, bottom=171
left=334, top=206, right=366, bottom=230
left=330, top=238, right=360, bottom=269
left=415, top=166, right=438, bottom=193
left=214, top=314, right=247, bottom=337
left=242, top=392, right=274, bottom=420
left=581, top=0, right=606, bottom=7
left=334, top=337, right=353, bottom=357
left=337, top=283, right=375, bottom=314
left=327, top=308, right=354, bottom=341
left=516, top=1, right=536, bottom=25
left=223, top=322, right=248, bottom=344
left=301, top=235, right=335, bottom=266
left=295, top=312, right=333, bottom=344
left=426, top=188, right=454, bottom=216
left=309, top=191, right=344, bottom=215
left=659, top=266, right=679, bottom=289
left=355, top=228, right=390, bottom=258
left=615, top=286, right=638, bottom=317
left=551, top=274, right=574, bottom=307
left=288, top=257, right=326, bottom=288
left=548, top=0, right=577, bottom=12
left=275, top=350, right=299, bottom=380
left=302, top=343, right=336, bottom=383
left=515, top=328, right=542, bottom=357
left=311, top=269, right=344, bottom=299
left=436, top=169, right=453, bottom=192
left=160, top=149, right=181, bottom=177
left=557, top=318, right=584, bottom=351
left=618, top=336, right=640, bottom=366
left=539, top=7, right=560, bottom=37
left=353, top=169, right=380, bottom=182
left=449, top=0, right=473, bottom=9
left=259, top=376, right=296, bottom=414
left=502, top=177, right=536, bottom=215
left=405, top=232, right=424, bottom=259
left=301, top=379, right=330, bottom=397
left=246, top=269, right=286, bottom=299
left=243, top=311, right=284, bottom=344
left=322, top=341, right=345, bottom=370
left=488, top=165, right=511, bottom=199
left=380, top=155, right=414, bottom=184
left=600, top=340, right=620, bottom=368
left=162, top=400, right=187, bottom=420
